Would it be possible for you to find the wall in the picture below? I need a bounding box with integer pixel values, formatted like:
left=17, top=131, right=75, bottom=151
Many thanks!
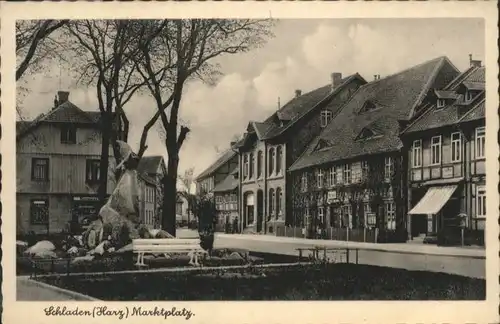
left=17, top=123, right=116, bottom=195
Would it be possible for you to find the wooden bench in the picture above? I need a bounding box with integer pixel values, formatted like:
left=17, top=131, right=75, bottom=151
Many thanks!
left=132, top=239, right=206, bottom=267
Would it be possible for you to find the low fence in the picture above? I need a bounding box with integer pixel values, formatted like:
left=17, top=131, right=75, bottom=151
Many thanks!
left=275, top=226, right=380, bottom=243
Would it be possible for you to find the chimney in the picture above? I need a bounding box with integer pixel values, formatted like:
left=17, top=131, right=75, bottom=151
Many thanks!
left=295, top=89, right=302, bottom=98
left=469, top=54, right=482, bottom=68
left=330, top=72, right=342, bottom=91
left=57, top=91, right=70, bottom=104
left=53, top=95, right=59, bottom=109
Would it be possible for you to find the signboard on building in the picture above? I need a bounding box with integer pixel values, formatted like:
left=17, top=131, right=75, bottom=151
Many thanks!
left=327, top=190, right=338, bottom=203
left=442, top=166, right=453, bottom=179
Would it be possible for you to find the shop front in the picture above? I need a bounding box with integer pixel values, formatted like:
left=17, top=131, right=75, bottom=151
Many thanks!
left=408, top=182, right=463, bottom=244
left=70, top=195, right=104, bottom=233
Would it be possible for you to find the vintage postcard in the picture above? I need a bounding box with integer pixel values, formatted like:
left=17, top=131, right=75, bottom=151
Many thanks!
left=1, top=1, right=499, bottom=323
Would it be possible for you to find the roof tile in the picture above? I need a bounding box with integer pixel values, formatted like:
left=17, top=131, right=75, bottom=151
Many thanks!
left=290, top=56, right=456, bottom=171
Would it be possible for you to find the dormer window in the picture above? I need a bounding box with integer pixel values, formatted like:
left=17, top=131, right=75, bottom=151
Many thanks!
left=359, top=101, right=377, bottom=113
left=314, top=139, right=331, bottom=151
left=320, top=110, right=333, bottom=128
left=436, top=99, right=445, bottom=109
left=357, top=128, right=375, bottom=140
left=465, top=91, right=473, bottom=102
left=355, top=126, right=381, bottom=141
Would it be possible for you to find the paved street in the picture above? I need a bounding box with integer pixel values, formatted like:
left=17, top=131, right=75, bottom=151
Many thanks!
left=212, top=232, right=485, bottom=279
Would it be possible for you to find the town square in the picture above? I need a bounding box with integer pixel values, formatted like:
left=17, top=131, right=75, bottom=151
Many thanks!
left=3, top=5, right=497, bottom=321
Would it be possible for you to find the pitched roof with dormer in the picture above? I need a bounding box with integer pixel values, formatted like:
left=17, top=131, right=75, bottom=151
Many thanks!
left=235, top=73, right=366, bottom=147
left=402, top=65, right=485, bottom=135
left=289, top=56, right=460, bottom=171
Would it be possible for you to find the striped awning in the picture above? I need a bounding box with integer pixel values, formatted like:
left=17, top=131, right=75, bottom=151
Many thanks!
left=408, top=185, right=458, bottom=215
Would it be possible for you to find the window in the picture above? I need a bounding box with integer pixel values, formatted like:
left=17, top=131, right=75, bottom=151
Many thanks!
left=268, top=188, right=275, bottom=218
left=412, top=140, right=422, bottom=168
left=386, top=202, right=395, bottom=230
left=257, top=151, right=263, bottom=178
left=176, top=202, right=183, bottom=215
left=451, top=132, right=462, bottom=162
left=320, top=110, right=333, bottom=128
left=268, top=148, right=275, bottom=175
left=317, top=207, right=325, bottom=224
left=243, top=154, right=249, bottom=179
left=249, top=153, right=254, bottom=179
left=31, top=158, right=49, bottom=181
left=316, top=169, right=324, bottom=188
left=475, top=127, right=485, bottom=159
left=465, top=91, right=473, bottom=102
left=343, top=164, right=352, bottom=184
left=301, top=173, right=308, bottom=192
left=342, top=205, right=352, bottom=228
left=60, top=125, right=76, bottom=144
left=328, top=167, right=336, bottom=187
left=276, top=146, right=283, bottom=174
left=30, top=199, right=49, bottom=225
left=436, top=99, right=445, bottom=109
left=431, top=136, right=442, bottom=165
left=276, top=188, right=283, bottom=216
left=476, top=186, right=486, bottom=218
left=384, top=157, right=393, bottom=181
left=361, top=161, right=369, bottom=180
left=86, top=159, right=101, bottom=183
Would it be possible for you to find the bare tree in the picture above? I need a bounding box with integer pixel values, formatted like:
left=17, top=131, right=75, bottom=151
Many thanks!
left=133, top=19, right=274, bottom=236
left=66, top=20, right=150, bottom=201
left=16, top=20, right=69, bottom=81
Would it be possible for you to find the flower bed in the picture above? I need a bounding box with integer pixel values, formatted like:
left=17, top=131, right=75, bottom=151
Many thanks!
left=36, top=263, right=485, bottom=301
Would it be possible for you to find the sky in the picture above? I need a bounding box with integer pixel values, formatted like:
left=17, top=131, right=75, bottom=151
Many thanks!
left=17, top=18, right=485, bottom=185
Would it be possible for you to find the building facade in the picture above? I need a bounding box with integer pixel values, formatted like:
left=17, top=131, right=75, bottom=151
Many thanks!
left=137, top=155, right=166, bottom=228
left=402, top=58, right=485, bottom=244
left=235, top=73, right=366, bottom=234
left=16, top=91, right=120, bottom=235
left=289, top=57, right=461, bottom=240
left=213, top=169, right=239, bottom=230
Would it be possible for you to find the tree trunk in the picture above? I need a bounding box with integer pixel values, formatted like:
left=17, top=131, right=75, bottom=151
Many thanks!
left=162, top=146, right=179, bottom=237
left=98, top=112, right=111, bottom=203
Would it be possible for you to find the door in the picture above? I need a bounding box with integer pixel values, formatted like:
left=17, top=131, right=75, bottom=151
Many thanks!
left=256, top=190, right=263, bottom=232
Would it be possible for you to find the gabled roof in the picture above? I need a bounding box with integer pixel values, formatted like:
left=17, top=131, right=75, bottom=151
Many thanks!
left=195, top=148, right=237, bottom=181
left=290, top=56, right=458, bottom=171
left=138, top=155, right=164, bottom=175
left=402, top=66, right=485, bottom=134
left=236, top=74, right=365, bottom=147
left=213, top=173, right=238, bottom=193
left=16, top=100, right=115, bottom=140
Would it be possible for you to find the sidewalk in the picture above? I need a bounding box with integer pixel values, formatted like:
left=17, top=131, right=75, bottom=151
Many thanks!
left=17, top=276, right=98, bottom=301
left=215, top=233, right=485, bottom=259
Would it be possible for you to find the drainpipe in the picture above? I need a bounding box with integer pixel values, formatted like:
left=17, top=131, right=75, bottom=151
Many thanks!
left=263, top=142, right=268, bottom=234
